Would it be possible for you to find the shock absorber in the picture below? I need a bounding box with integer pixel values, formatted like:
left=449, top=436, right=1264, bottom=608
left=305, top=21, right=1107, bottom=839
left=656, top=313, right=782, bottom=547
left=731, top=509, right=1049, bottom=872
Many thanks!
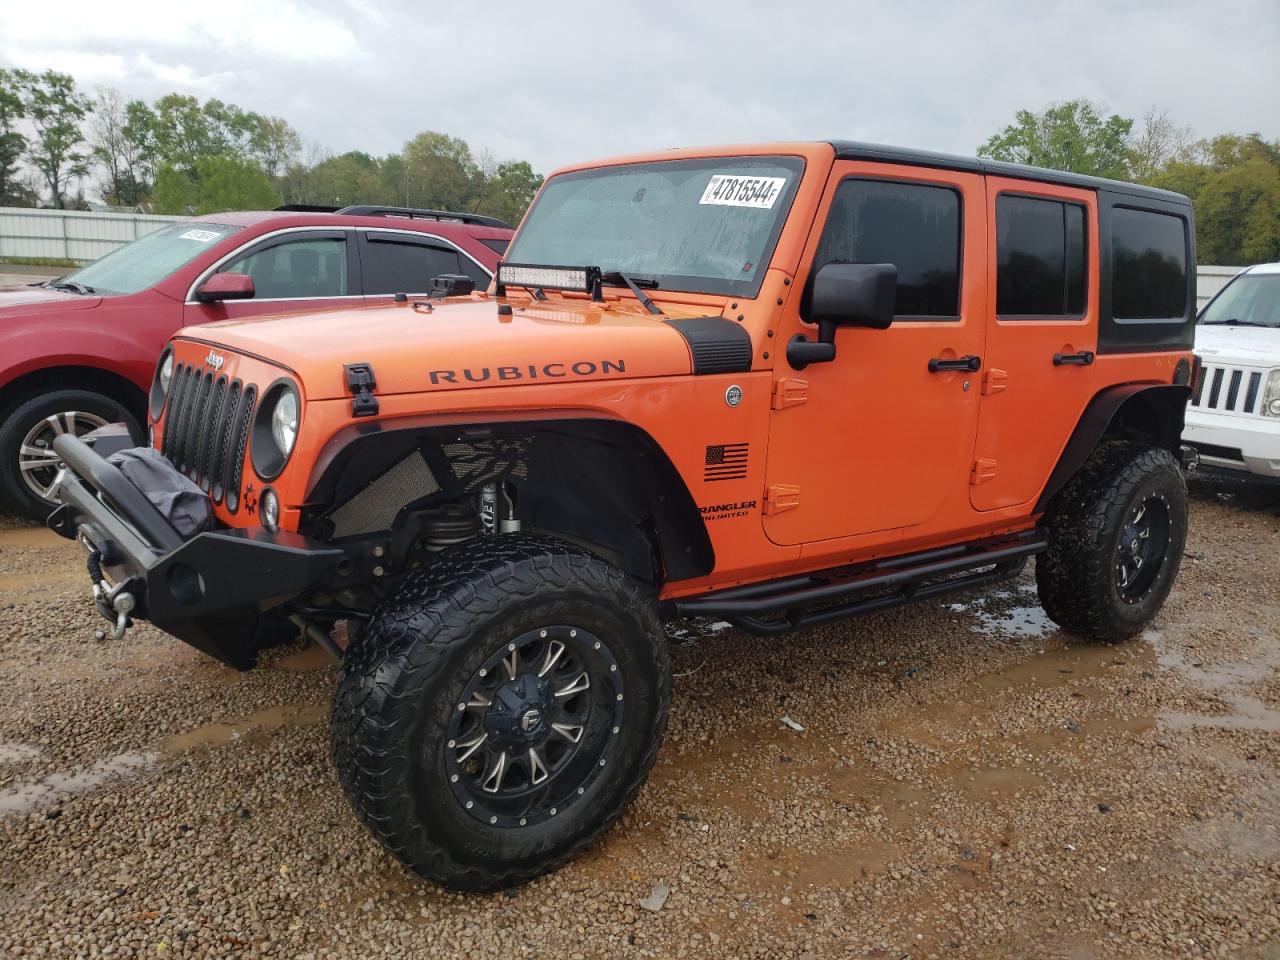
left=479, top=483, right=498, bottom=534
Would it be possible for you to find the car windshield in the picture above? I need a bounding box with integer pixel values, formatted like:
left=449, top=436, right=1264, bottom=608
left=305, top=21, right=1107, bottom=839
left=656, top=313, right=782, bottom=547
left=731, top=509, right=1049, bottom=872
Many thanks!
left=61, top=222, right=240, bottom=295
left=506, top=156, right=805, bottom=297
left=1199, top=273, right=1280, bottom=328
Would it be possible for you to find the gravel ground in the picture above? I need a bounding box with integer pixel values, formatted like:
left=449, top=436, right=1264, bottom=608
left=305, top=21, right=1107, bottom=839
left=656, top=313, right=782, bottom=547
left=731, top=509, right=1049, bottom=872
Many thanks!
left=0, top=480, right=1277, bottom=959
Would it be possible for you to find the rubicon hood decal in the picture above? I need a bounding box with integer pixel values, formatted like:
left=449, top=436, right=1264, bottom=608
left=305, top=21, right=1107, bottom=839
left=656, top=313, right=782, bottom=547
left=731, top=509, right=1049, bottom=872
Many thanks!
left=429, top=359, right=626, bottom=386
left=176, top=298, right=710, bottom=400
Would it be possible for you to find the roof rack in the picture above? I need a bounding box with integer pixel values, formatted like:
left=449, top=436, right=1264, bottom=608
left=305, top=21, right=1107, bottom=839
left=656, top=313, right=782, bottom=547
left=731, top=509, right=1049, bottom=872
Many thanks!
left=273, top=204, right=342, bottom=212
left=336, top=205, right=514, bottom=229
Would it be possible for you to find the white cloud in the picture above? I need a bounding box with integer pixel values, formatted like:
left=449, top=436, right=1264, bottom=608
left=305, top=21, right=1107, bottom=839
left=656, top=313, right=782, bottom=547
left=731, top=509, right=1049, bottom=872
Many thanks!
left=0, top=0, right=1276, bottom=174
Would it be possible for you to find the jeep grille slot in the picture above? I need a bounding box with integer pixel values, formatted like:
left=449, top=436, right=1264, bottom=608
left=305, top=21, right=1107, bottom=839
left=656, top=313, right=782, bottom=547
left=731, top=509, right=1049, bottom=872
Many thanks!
left=1189, top=363, right=1264, bottom=415
left=211, top=381, right=243, bottom=503
left=225, top=385, right=257, bottom=514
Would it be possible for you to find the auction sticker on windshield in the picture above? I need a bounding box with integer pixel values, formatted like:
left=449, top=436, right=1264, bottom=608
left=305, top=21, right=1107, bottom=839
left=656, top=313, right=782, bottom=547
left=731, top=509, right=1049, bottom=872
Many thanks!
left=180, top=229, right=222, bottom=243
left=699, top=175, right=787, bottom=209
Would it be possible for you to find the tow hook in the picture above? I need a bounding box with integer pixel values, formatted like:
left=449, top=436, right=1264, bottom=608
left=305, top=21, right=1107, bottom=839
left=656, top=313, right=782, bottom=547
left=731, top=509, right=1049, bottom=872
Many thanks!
left=93, top=582, right=136, bottom=642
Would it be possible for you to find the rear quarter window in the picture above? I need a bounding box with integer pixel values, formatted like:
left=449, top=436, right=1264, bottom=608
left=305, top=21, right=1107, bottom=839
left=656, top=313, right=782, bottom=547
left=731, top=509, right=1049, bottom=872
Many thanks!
left=1111, top=207, right=1188, bottom=320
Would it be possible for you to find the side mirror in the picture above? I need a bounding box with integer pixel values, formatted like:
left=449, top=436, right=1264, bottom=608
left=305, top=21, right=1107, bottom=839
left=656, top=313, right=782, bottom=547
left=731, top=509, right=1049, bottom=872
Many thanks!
left=788, top=262, right=897, bottom=369
left=429, top=273, right=476, bottom=298
left=195, top=272, right=255, bottom=303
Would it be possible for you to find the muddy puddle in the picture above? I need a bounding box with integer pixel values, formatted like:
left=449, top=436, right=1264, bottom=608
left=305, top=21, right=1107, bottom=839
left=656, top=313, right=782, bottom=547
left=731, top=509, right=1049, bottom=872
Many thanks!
left=163, top=702, right=326, bottom=752
left=0, top=751, right=157, bottom=815
left=0, top=524, right=66, bottom=550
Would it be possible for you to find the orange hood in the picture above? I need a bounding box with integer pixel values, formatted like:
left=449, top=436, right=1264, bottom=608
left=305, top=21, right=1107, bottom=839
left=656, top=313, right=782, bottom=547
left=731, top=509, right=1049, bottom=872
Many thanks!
left=177, top=297, right=715, bottom=400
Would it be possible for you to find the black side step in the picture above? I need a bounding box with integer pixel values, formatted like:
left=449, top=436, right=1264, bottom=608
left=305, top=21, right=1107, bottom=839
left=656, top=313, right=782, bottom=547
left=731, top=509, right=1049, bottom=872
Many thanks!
left=674, top=529, right=1048, bottom=636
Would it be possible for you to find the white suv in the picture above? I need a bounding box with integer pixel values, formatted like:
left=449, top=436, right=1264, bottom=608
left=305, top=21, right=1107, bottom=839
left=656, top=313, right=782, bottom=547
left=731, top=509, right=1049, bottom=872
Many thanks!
left=1184, top=262, right=1280, bottom=482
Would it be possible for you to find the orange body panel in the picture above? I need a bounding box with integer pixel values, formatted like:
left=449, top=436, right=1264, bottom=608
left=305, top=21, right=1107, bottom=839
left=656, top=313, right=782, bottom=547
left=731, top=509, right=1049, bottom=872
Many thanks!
left=157, top=141, right=1191, bottom=603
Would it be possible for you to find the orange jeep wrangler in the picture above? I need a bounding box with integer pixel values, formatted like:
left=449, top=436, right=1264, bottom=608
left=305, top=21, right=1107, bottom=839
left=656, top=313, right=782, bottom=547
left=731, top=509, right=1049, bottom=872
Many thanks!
left=50, top=141, right=1199, bottom=890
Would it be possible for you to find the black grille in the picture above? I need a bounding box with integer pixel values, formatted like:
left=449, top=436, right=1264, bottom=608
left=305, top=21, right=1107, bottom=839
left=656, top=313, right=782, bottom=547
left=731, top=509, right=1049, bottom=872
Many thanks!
left=161, top=362, right=257, bottom=507
left=704, top=442, right=749, bottom=481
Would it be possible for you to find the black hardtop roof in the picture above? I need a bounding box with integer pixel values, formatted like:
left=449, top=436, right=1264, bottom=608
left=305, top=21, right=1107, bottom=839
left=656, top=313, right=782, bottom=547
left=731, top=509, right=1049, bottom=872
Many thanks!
left=827, top=140, right=1188, bottom=205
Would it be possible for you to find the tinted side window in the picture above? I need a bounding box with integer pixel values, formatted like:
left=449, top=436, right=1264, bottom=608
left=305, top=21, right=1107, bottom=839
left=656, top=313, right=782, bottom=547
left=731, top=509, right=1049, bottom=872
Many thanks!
left=813, top=179, right=961, bottom=318
left=481, top=238, right=510, bottom=255
left=225, top=237, right=348, bottom=299
left=1111, top=208, right=1187, bottom=319
left=363, top=238, right=463, bottom=294
left=455, top=252, right=492, bottom=288
left=996, top=195, right=1087, bottom=317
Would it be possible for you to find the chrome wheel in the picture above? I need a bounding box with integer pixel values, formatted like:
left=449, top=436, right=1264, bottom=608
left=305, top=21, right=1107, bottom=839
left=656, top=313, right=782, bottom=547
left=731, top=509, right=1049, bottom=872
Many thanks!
left=18, top=411, right=108, bottom=501
left=444, top=625, right=623, bottom=829
left=1115, top=494, right=1171, bottom=603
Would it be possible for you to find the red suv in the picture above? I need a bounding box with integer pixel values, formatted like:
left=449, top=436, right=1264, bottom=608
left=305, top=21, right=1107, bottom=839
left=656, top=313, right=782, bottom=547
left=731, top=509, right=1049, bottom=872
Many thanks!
left=0, top=205, right=513, bottom=519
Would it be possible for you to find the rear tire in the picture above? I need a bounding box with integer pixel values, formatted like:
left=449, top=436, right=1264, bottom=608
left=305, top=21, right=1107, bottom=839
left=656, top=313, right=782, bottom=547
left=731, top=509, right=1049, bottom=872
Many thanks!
left=1036, top=443, right=1187, bottom=642
left=331, top=534, right=669, bottom=890
left=0, top=389, right=141, bottom=522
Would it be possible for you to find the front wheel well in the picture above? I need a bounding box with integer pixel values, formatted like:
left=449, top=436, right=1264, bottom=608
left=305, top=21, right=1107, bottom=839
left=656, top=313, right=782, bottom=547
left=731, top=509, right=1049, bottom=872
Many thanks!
left=0, top=366, right=148, bottom=423
left=302, top=417, right=715, bottom=587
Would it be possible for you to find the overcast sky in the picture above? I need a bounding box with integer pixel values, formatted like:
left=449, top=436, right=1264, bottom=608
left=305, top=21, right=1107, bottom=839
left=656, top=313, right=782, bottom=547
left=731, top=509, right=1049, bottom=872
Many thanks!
left=2, top=0, right=1277, bottom=173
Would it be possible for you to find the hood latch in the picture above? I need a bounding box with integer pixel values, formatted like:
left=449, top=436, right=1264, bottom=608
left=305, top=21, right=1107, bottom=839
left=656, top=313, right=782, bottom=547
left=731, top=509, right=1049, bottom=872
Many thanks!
left=344, top=362, right=379, bottom=418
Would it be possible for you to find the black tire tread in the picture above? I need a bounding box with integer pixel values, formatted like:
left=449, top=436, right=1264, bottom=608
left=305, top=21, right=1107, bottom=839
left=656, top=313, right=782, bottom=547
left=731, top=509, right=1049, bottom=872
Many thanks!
left=1036, top=442, right=1186, bottom=642
left=331, top=533, right=668, bottom=890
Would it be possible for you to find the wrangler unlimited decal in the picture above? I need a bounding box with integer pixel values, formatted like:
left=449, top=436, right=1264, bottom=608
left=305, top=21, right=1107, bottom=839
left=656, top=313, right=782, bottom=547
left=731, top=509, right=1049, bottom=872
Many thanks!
left=429, top=359, right=626, bottom=385
left=700, top=499, right=757, bottom=521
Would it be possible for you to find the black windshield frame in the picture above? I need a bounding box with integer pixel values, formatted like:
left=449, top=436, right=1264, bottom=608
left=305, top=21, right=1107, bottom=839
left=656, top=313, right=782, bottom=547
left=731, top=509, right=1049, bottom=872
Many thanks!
left=507, top=155, right=807, bottom=299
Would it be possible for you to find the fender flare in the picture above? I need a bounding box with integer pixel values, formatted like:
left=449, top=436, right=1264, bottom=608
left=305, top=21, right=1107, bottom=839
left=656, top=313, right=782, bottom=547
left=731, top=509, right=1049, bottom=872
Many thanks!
left=1035, top=383, right=1191, bottom=513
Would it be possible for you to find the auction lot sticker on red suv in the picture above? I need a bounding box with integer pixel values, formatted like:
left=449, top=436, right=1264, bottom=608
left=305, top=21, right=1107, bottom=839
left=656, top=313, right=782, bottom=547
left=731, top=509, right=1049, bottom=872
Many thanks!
left=180, top=228, right=223, bottom=243
left=699, top=174, right=787, bottom=208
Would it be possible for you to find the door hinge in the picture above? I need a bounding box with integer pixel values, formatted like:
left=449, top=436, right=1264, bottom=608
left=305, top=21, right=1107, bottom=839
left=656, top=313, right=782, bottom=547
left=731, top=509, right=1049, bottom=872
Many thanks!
left=971, top=458, right=998, bottom=485
left=764, top=483, right=801, bottom=515
left=771, top=377, right=809, bottom=410
left=982, top=369, right=1009, bottom=396
left=343, top=362, right=379, bottom=418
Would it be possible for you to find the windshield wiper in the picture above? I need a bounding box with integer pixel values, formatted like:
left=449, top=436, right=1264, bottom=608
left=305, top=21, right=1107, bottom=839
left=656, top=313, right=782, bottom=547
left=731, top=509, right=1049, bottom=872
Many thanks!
left=50, top=280, right=95, bottom=295
left=600, top=271, right=662, bottom=315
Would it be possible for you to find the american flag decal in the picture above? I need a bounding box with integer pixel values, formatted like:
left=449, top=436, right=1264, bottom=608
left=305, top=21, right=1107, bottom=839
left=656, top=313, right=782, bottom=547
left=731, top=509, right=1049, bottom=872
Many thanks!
left=704, top=442, right=749, bottom=481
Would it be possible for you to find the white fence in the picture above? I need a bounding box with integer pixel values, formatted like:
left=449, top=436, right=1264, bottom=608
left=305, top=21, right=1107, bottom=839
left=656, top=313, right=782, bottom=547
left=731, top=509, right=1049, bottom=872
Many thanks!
left=1196, top=265, right=1243, bottom=308
left=0, top=206, right=186, bottom=262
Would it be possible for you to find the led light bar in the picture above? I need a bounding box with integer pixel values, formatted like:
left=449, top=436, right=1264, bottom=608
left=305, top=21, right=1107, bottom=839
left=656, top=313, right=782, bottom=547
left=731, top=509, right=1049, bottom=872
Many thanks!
left=497, top=262, right=600, bottom=293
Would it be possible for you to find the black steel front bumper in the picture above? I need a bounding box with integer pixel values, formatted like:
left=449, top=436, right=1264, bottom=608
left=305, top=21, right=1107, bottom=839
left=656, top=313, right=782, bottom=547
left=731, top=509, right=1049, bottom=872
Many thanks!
left=48, top=434, right=343, bottom=669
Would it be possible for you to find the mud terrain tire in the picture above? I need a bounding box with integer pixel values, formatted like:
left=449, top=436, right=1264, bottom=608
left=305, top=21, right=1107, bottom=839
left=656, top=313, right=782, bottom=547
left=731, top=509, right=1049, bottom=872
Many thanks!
left=1036, top=444, right=1187, bottom=642
left=331, top=534, right=669, bottom=890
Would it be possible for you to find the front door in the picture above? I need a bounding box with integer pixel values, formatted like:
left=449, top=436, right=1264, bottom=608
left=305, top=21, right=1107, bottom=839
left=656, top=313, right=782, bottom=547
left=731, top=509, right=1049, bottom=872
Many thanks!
left=763, top=162, right=987, bottom=546
left=185, top=230, right=358, bottom=324
left=970, top=179, right=1099, bottom=511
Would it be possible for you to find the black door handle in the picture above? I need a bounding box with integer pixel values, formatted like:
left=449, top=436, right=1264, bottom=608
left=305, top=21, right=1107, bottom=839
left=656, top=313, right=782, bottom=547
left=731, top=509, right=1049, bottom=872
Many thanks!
left=1053, top=350, right=1095, bottom=366
left=928, top=355, right=981, bottom=373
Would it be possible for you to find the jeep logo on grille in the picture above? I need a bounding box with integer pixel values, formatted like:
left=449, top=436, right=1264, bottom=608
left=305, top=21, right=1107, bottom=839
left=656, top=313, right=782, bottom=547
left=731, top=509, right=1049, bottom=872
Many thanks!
left=205, top=350, right=225, bottom=371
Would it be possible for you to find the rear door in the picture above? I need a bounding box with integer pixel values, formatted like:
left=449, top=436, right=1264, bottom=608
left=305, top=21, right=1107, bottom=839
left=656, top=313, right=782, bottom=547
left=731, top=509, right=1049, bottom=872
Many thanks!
left=970, top=179, right=1098, bottom=511
left=358, top=230, right=492, bottom=303
left=763, top=162, right=987, bottom=545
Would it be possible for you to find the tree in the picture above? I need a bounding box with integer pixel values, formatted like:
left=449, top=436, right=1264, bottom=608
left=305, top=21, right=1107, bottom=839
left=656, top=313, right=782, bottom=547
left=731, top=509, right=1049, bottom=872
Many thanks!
left=1146, top=134, right=1280, bottom=264
left=397, top=132, right=482, bottom=211
left=1128, top=108, right=1196, bottom=182
left=90, top=88, right=153, bottom=206
left=0, top=68, right=27, bottom=206
left=472, top=159, right=542, bottom=224
left=978, top=99, right=1134, bottom=180
left=247, top=115, right=300, bottom=178
left=153, top=156, right=281, bottom=215
left=16, top=69, right=91, bottom=208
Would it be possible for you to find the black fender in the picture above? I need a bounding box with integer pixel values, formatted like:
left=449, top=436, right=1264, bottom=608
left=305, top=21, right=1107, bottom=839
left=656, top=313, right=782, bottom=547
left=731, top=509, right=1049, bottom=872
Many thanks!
left=1036, top=383, right=1191, bottom=513
left=301, top=414, right=714, bottom=585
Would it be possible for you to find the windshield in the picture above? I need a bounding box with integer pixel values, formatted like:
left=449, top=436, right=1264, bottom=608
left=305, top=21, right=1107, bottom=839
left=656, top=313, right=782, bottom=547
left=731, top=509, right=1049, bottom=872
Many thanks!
left=506, top=155, right=805, bottom=297
left=62, top=222, right=240, bottom=295
left=1199, top=273, right=1280, bottom=328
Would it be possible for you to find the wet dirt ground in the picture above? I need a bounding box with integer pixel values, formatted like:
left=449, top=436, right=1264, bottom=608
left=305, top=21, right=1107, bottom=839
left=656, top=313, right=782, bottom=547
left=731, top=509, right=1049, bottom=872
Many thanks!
left=0, top=481, right=1277, bottom=959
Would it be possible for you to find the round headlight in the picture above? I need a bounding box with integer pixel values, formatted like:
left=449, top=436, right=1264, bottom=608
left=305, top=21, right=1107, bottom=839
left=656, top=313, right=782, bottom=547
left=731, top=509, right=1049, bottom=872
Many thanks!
left=260, top=488, right=280, bottom=531
left=1269, top=398, right=1280, bottom=417
left=149, top=348, right=175, bottom=420
left=251, top=380, right=300, bottom=481
left=271, top=390, right=298, bottom=457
